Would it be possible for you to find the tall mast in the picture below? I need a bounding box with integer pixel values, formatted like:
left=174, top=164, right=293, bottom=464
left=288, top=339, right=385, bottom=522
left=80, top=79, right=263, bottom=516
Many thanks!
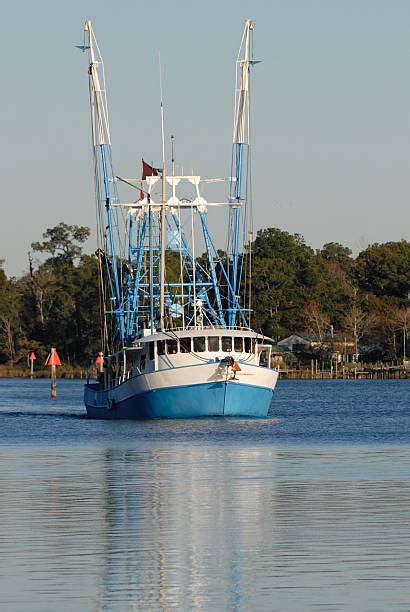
left=228, top=19, right=256, bottom=328
left=159, top=56, right=166, bottom=331
left=83, top=20, right=125, bottom=343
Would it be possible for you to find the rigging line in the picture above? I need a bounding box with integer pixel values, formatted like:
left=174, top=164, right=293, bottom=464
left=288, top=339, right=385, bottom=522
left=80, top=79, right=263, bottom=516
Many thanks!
left=247, top=86, right=254, bottom=325
left=98, top=254, right=110, bottom=353
left=196, top=212, right=247, bottom=326
left=243, top=51, right=252, bottom=247
left=89, top=84, right=105, bottom=257
left=109, top=148, right=127, bottom=261
left=172, top=135, right=186, bottom=330
left=89, top=58, right=110, bottom=352
left=116, top=176, right=152, bottom=200
left=191, top=203, right=197, bottom=328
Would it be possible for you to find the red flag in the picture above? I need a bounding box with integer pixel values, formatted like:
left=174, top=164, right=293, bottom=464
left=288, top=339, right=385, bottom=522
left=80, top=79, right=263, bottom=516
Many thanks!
left=140, top=159, right=161, bottom=200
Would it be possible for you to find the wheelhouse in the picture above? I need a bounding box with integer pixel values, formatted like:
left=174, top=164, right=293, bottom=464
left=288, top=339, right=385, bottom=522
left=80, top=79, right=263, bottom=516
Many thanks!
left=135, top=328, right=273, bottom=369
left=100, top=329, right=274, bottom=390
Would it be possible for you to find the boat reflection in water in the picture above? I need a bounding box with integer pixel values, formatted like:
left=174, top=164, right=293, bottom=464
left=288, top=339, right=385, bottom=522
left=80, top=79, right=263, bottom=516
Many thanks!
left=97, top=445, right=277, bottom=609
left=2, top=441, right=410, bottom=610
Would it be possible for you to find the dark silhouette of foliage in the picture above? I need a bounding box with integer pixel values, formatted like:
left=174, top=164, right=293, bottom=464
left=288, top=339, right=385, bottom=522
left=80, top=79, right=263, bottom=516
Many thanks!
left=0, top=224, right=408, bottom=366
left=355, top=240, right=410, bottom=301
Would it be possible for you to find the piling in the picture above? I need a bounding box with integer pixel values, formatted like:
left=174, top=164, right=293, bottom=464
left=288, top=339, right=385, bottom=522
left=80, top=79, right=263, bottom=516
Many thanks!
left=29, top=351, right=36, bottom=379
left=46, top=348, right=62, bottom=401
left=51, top=365, right=57, bottom=400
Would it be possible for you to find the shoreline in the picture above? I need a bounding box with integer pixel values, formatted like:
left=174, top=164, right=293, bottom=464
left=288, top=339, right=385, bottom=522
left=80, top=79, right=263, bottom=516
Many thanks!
left=0, top=366, right=91, bottom=379
left=0, top=367, right=408, bottom=381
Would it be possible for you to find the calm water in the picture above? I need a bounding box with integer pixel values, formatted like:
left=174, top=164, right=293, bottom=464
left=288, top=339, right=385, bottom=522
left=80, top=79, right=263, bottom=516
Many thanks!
left=0, top=379, right=409, bottom=611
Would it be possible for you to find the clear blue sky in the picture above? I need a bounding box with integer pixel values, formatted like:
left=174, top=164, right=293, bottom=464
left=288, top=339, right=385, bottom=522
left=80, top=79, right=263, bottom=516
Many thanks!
left=1, top=0, right=409, bottom=277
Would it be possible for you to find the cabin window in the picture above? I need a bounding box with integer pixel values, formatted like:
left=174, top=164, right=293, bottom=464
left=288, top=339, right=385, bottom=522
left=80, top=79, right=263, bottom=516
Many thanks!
left=208, top=336, right=220, bottom=352
left=259, top=348, right=270, bottom=368
left=140, top=354, right=146, bottom=372
left=157, top=340, right=165, bottom=356
left=234, top=337, right=243, bottom=352
left=222, top=336, right=232, bottom=352
left=166, top=339, right=178, bottom=354
left=244, top=337, right=251, bottom=352
left=252, top=339, right=256, bottom=353
left=193, top=336, right=206, bottom=352
left=180, top=337, right=191, bottom=353
left=149, top=342, right=155, bottom=360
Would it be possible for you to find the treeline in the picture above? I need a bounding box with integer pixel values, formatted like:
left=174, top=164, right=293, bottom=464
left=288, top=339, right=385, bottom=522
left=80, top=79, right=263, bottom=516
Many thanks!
left=0, top=224, right=100, bottom=367
left=251, top=228, right=409, bottom=361
left=0, top=223, right=409, bottom=366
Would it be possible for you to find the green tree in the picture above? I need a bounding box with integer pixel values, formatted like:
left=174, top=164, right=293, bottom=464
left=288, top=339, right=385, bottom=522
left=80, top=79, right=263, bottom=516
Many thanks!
left=355, top=240, right=410, bottom=301
left=251, top=228, right=320, bottom=338
left=31, top=222, right=90, bottom=264
left=23, top=223, right=98, bottom=364
left=0, top=266, right=24, bottom=365
left=320, top=242, right=353, bottom=274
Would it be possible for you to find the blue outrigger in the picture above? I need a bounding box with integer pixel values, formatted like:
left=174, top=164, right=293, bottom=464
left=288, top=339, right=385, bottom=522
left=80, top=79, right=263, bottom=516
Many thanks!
left=81, top=19, right=278, bottom=418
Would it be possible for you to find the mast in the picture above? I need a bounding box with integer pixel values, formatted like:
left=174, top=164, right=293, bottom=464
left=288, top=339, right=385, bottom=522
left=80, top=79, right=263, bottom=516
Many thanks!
left=159, top=56, right=166, bottom=331
left=228, top=19, right=256, bottom=328
left=83, top=20, right=125, bottom=344
left=160, top=164, right=166, bottom=331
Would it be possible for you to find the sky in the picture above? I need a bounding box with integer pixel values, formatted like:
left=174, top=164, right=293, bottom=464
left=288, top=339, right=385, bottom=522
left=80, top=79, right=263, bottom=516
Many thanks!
left=1, top=0, right=409, bottom=277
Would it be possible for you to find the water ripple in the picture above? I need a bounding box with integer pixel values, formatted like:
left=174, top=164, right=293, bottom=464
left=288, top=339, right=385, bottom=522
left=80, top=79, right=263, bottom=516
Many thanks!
left=0, top=379, right=409, bottom=610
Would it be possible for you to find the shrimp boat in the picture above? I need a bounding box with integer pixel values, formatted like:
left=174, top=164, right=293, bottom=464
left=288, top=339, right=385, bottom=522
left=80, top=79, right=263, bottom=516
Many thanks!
left=82, top=19, right=278, bottom=418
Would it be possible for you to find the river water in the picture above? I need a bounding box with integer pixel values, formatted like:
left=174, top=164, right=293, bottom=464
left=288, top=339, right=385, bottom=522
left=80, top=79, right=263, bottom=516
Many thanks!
left=0, top=379, right=409, bottom=611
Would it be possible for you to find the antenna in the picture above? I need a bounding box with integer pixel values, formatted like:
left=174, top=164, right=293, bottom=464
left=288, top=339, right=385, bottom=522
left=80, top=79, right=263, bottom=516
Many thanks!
left=159, top=51, right=166, bottom=167
left=171, top=134, right=175, bottom=175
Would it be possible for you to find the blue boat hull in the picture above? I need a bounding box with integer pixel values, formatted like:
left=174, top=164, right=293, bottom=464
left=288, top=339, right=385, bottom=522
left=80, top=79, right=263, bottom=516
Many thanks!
left=85, top=380, right=274, bottom=419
